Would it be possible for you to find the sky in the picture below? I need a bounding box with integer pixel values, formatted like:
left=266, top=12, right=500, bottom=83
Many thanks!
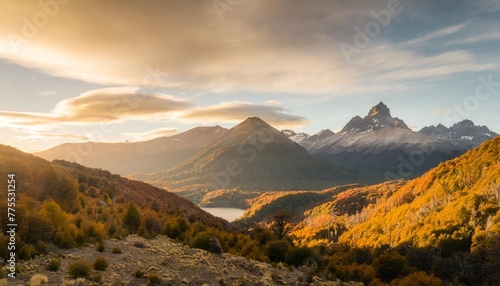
left=0, top=0, right=499, bottom=152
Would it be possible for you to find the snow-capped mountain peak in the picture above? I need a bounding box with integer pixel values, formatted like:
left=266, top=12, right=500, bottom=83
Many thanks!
left=339, top=102, right=409, bottom=135
left=281, top=129, right=310, bottom=144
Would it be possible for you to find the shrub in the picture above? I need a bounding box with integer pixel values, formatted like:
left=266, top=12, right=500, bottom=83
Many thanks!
left=191, top=231, right=224, bottom=254
left=46, top=258, right=61, bottom=272
left=96, top=242, right=105, bottom=253
left=209, top=237, right=223, bottom=254
left=285, top=246, right=313, bottom=266
left=134, top=269, right=145, bottom=278
left=67, top=260, right=92, bottom=279
left=28, top=274, right=48, bottom=286
left=372, top=253, right=407, bottom=282
left=164, top=216, right=189, bottom=239
left=93, top=257, right=108, bottom=271
left=19, top=245, right=37, bottom=260
left=111, top=247, right=122, bottom=254
left=143, top=212, right=163, bottom=235
left=35, top=241, right=48, bottom=254
left=266, top=240, right=290, bottom=262
left=123, top=203, right=142, bottom=233
left=147, top=273, right=162, bottom=286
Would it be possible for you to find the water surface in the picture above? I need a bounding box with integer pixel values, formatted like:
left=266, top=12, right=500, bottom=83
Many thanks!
left=201, top=207, right=245, bottom=222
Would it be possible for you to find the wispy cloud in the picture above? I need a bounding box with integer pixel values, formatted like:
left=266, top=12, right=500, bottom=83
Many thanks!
left=0, top=1, right=497, bottom=100
left=446, top=32, right=500, bottom=45
left=402, top=23, right=468, bottom=46
left=180, top=101, right=309, bottom=129
left=433, top=108, right=453, bottom=115
left=20, top=132, right=89, bottom=141
left=0, top=88, right=309, bottom=130
left=0, top=87, right=192, bottom=126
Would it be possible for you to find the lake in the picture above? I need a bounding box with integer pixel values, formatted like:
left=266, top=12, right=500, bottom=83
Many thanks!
left=201, top=207, right=246, bottom=222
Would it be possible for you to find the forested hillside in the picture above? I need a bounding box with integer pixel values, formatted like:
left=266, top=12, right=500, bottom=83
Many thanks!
left=290, top=137, right=500, bottom=284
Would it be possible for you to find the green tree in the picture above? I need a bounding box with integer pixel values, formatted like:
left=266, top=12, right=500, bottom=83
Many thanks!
left=123, top=203, right=141, bottom=233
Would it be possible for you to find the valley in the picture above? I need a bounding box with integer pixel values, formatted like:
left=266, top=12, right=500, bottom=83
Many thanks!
left=2, top=2, right=500, bottom=284
left=3, top=103, right=499, bottom=285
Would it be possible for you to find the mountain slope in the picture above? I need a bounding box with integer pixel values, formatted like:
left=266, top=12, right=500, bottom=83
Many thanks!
left=304, top=102, right=460, bottom=179
left=150, top=117, right=357, bottom=191
left=419, top=119, right=498, bottom=151
left=0, top=144, right=226, bottom=228
left=35, top=126, right=228, bottom=178
left=293, top=136, right=500, bottom=251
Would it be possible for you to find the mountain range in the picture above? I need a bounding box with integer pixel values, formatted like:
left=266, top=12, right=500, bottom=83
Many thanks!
left=36, top=126, right=228, bottom=179
left=288, top=102, right=462, bottom=179
left=419, top=119, right=498, bottom=151
left=35, top=102, right=497, bottom=201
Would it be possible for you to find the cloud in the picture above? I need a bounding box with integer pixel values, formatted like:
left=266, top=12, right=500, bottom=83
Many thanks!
left=0, top=87, right=192, bottom=126
left=0, top=87, right=309, bottom=130
left=19, top=132, right=89, bottom=141
left=446, top=32, right=500, bottom=45
left=403, top=23, right=468, bottom=46
left=0, top=1, right=497, bottom=96
left=180, top=101, right=309, bottom=128
left=123, top=127, right=178, bottom=141
left=433, top=108, right=453, bottom=115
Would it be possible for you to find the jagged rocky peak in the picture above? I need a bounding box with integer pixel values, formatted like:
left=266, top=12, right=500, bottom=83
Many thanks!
left=368, top=101, right=391, bottom=117
left=436, top=123, right=448, bottom=130
left=451, top=119, right=476, bottom=129
left=419, top=119, right=498, bottom=151
left=339, top=102, right=409, bottom=134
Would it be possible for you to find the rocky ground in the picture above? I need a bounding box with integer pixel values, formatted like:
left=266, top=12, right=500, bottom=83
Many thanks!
left=3, top=235, right=361, bottom=286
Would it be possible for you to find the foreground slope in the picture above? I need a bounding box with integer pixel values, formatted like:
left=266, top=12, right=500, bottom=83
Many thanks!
left=35, top=126, right=228, bottom=178
left=13, top=235, right=348, bottom=285
left=151, top=117, right=358, bottom=191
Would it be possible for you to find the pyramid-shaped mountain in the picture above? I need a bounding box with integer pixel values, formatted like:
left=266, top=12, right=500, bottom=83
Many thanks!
left=303, top=102, right=461, bottom=180
left=150, top=117, right=356, bottom=191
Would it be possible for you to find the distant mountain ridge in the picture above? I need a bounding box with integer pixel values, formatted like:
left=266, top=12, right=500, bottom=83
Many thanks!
left=35, top=126, right=228, bottom=178
left=419, top=119, right=498, bottom=151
